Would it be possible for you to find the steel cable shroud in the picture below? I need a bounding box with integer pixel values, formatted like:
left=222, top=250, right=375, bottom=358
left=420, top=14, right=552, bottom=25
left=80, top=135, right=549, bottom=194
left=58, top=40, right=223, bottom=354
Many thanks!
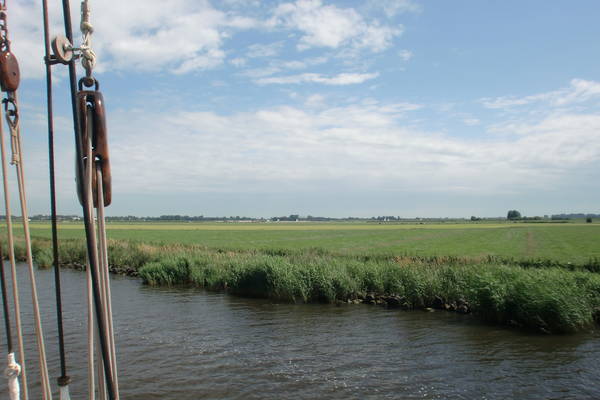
left=41, top=0, right=71, bottom=398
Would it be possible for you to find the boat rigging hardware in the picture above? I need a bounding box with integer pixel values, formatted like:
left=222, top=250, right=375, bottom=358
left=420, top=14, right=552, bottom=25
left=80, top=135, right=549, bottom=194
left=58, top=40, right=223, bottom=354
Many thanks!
left=0, top=53, right=18, bottom=92
left=0, top=6, right=18, bottom=92
left=1, top=4, right=54, bottom=398
left=51, top=1, right=96, bottom=80
left=50, top=34, right=75, bottom=64
left=3, top=96, right=19, bottom=165
left=1, top=244, right=21, bottom=400
left=0, top=3, right=31, bottom=398
left=76, top=79, right=111, bottom=207
left=47, top=0, right=119, bottom=398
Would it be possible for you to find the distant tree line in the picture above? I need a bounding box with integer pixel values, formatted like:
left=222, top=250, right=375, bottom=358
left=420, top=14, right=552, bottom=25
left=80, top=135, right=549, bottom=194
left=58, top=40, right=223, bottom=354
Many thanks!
left=3, top=212, right=596, bottom=223
left=551, top=213, right=599, bottom=220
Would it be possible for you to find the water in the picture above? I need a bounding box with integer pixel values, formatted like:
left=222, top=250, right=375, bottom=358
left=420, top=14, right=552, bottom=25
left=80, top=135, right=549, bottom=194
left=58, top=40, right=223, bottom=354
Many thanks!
left=1, top=264, right=599, bottom=399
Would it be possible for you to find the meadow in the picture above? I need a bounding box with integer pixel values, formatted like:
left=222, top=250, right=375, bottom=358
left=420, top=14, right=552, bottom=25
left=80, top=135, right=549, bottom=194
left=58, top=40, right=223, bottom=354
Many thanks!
left=5, top=220, right=600, bottom=333
left=22, top=220, right=600, bottom=262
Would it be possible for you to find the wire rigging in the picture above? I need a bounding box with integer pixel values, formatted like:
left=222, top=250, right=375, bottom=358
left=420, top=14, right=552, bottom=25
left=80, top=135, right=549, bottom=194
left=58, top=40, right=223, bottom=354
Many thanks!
left=41, top=1, right=70, bottom=397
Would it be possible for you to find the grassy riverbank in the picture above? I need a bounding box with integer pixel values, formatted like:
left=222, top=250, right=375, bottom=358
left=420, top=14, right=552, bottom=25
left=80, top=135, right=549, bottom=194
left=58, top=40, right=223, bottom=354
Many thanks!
left=137, top=249, right=600, bottom=334
left=8, top=235, right=599, bottom=334
left=3, top=221, right=600, bottom=333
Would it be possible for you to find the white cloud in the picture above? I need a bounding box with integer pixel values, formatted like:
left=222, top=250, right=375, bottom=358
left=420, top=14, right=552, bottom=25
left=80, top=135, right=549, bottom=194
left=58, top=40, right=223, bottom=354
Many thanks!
left=240, top=55, right=328, bottom=79
left=399, top=49, right=413, bottom=61
left=246, top=42, right=284, bottom=58
left=255, top=72, right=379, bottom=85
left=271, top=0, right=401, bottom=52
left=481, top=79, right=600, bottom=109
left=10, top=0, right=257, bottom=77
left=10, top=0, right=397, bottom=80
left=5, top=1, right=48, bottom=79
left=16, top=78, right=600, bottom=215
left=372, top=0, right=422, bottom=17
left=95, top=99, right=599, bottom=199
left=241, top=66, right=282, bottom=78
left=230, top=57, right=247, bottom=67
left=305, top=94, right=326, bottom=108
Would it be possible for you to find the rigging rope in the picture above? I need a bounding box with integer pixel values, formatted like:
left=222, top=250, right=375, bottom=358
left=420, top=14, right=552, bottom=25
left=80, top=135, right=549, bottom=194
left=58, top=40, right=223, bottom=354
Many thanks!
left=96, top=167, right=119, bottom=392
left=76, top=0, right=119, bottom=397
left=41, top=0, right=71, bottom=397
left=0, top=245, right=12, bottom=356
left=1, top=245, right=20, bottom=400
left=0, top=3, right=26, bottom=396
left=40, top=0, right=120, bottom=397
left=80, top=0, right=96, bottom=81
left=84, top=110, right=97, bottom=400
left=4, top=92, right=54, bottom=400
left=50, top=0, right=119, bottom=398
left=1, top=2, right=55, bottom=398
left=0, top=98, right=26, bottom=400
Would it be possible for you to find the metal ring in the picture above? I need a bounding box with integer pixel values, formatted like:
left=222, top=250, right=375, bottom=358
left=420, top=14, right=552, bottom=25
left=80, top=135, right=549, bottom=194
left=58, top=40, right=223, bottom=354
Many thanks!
left=2, top=97, right=18, bottom=128
left=78, top=77, right=99, bottom=91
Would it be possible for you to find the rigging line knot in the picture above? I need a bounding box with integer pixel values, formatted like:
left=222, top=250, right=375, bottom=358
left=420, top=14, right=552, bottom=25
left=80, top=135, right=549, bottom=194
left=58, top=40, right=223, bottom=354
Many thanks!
left=80, top=45, right=96, bottom=76
left=7, top=122, right=20, bottom=165
left=3, top=97, right=20, bottom=165
left=81, top=20, right=94, bottom=35
left=10, top=152, right=19, bottom=165
left=80, top=0, right=95, bottom=77
left=5, top=353, right=21, bottom=378
left=5, top=353, right=21, bottom=400
left=9, top=141, right=20, bottom=165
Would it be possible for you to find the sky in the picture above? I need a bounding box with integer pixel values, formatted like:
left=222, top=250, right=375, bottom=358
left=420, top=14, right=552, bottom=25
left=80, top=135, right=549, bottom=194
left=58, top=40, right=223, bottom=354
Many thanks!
left=5, top=0, right=600, bottom=218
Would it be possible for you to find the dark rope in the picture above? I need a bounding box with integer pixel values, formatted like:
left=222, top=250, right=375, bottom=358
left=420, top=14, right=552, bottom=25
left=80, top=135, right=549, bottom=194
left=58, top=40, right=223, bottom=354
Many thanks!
left=60, top=0, right=115, bottom=398
left=41, top=0, right=69, bottom=386
left=0, top=245, right=13, bottom=354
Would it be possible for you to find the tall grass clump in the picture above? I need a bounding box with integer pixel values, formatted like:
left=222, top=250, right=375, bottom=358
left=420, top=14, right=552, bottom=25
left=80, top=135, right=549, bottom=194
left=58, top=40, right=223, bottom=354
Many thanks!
left=139, top=256, right=193, bottom=286
left=137, top=250, right=600, bottom=333
left=20, top=237, right=600, bottom=333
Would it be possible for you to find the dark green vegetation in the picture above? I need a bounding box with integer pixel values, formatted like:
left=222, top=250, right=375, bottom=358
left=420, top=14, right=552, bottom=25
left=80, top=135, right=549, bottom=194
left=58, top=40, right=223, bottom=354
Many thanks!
left=3, top=222, right=600, bottom=333
left=138, top=252, right=600, bottom=334
left=507, top=210, right=522, bottom=220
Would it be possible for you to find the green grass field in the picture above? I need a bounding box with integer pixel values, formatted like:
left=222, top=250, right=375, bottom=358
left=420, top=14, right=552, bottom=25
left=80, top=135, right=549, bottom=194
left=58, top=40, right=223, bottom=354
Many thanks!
left=4, top=220, right=600, bottom=333
left=23, top=221, right=600, bottom=263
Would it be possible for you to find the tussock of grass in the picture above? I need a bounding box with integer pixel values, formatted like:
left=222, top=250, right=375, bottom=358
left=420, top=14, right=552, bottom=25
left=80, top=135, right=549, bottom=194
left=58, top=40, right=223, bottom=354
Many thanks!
left=137, top=249, right=600, bottom=333
left=4, top=238, right=599, bottom=333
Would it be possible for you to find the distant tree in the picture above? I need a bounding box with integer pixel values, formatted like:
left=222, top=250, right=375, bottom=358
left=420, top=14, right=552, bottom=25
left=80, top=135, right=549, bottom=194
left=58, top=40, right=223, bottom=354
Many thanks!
left=470, top=216, right=481, bottom=221
left=587, top=217, right=593, bottom=223
left=507, top=210, right=522, bottom=220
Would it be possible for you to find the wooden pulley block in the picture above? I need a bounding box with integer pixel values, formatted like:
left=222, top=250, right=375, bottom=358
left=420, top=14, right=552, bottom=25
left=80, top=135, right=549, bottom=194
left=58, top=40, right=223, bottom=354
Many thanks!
left=0, top=51, right=20, bottom=92
left=76, top=90, right=112, bottom=207
left=51, top=35, right=74, bottom=64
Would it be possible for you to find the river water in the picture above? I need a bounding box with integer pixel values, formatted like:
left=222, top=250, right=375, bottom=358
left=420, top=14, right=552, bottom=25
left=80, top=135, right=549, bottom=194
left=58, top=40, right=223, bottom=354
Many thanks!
left=1, top=264, right=599, bottom=399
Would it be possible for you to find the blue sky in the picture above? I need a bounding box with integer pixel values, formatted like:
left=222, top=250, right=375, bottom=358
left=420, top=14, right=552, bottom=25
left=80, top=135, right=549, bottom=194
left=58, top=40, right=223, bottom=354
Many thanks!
left=7, top=0, right=600, bottom=217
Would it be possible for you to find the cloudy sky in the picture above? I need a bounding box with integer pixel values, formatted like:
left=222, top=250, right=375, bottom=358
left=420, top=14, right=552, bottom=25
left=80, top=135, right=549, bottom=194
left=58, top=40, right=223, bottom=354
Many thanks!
left=7, top=0, right=600, bottom=217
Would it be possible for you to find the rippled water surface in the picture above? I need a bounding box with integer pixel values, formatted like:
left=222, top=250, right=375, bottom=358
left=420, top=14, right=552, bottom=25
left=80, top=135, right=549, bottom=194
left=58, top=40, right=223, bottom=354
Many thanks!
left=1, top=265, right=599, bottom=399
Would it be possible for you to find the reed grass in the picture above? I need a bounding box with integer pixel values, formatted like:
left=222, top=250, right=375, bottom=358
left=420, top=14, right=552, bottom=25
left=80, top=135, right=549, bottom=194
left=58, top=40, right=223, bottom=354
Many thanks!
left=3, top=238, right=599, bottom=333
left=137, top=251, right=600, bottom=333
